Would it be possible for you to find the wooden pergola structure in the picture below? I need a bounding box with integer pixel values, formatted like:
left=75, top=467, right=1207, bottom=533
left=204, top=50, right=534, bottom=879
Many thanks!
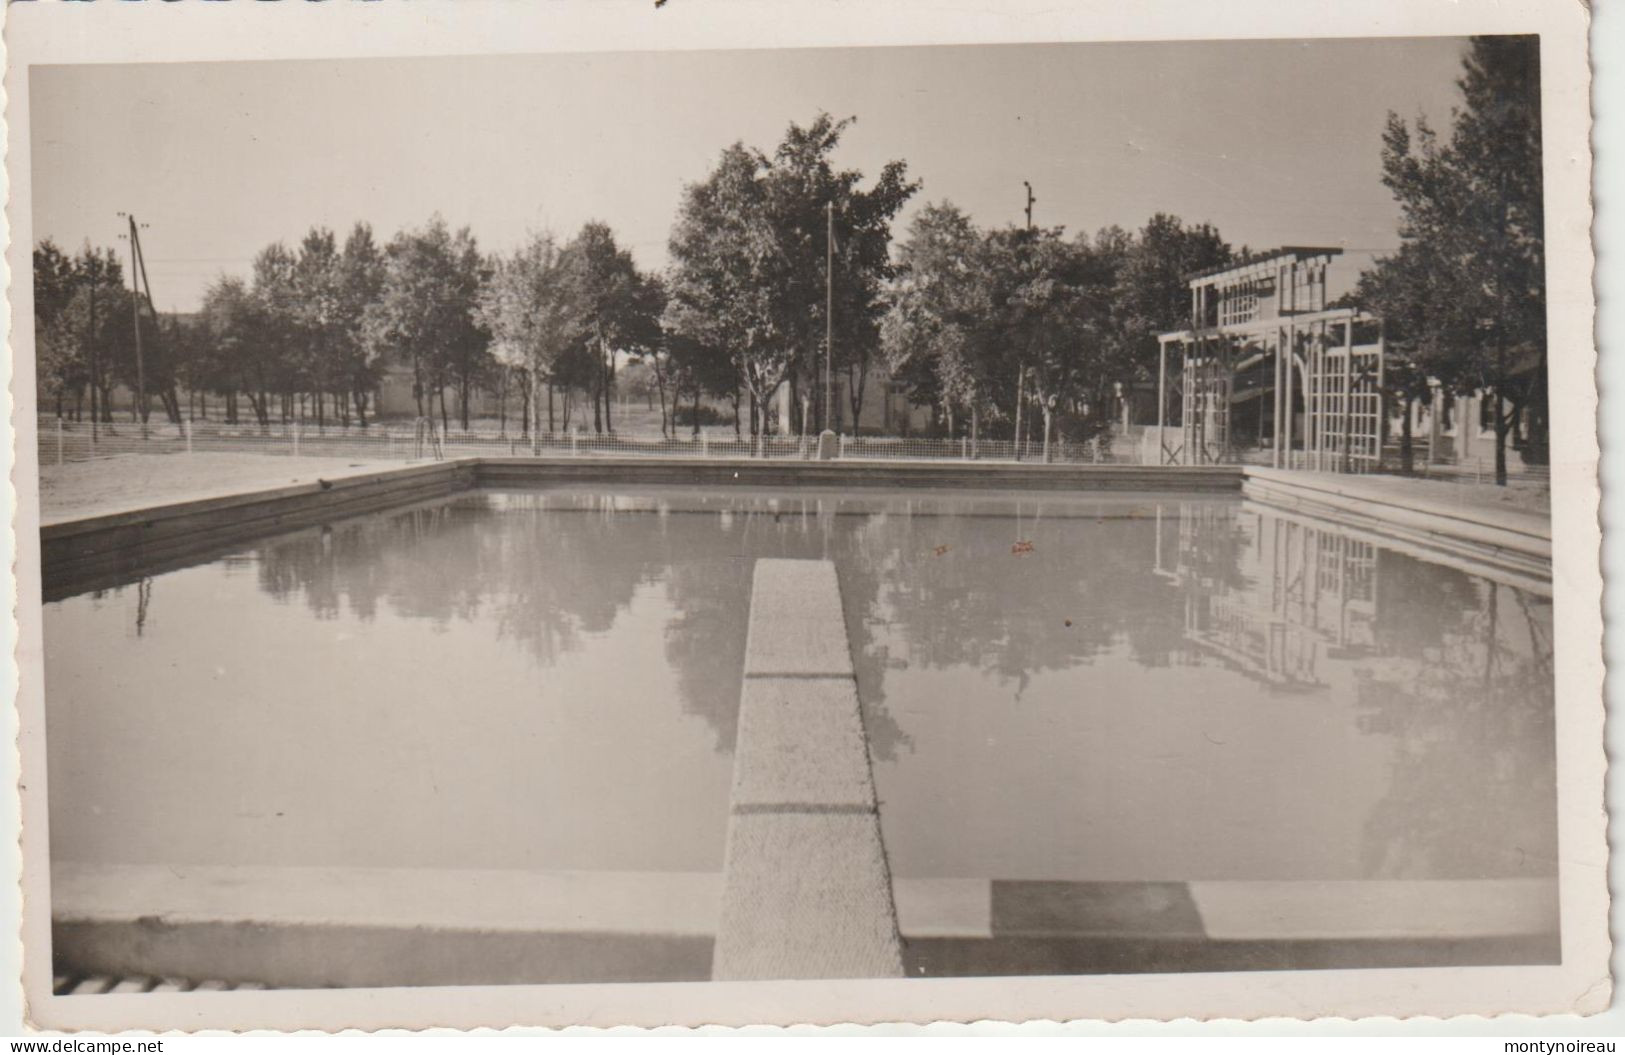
left=1155, top=248, right=1386, bottom=471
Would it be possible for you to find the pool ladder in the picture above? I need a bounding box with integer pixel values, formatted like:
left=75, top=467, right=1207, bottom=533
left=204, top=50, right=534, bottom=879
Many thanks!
left=413, top=416, right=445, bottom=461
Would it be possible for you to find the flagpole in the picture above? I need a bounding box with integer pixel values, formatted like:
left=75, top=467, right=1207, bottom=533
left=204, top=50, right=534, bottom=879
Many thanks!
left=825, top=199, right=834, bottom=434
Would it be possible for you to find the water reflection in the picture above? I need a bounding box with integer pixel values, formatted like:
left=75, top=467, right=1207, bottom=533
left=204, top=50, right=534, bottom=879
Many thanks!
left=48, top=488, right=1555, bottom=884
left=1169, top=503, right=1557, bottom=878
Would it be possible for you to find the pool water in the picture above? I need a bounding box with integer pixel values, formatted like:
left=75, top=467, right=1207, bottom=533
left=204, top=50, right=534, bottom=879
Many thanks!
left=44, top=487, right=1557, bottom=889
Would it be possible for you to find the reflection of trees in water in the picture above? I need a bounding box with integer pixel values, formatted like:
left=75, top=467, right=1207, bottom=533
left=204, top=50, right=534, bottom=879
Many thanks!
left=254, top=498, right=500, bottom=628
left=1170, top=508, right=1559, bottom=879
left=1352, top=553, right=1556, bottom=879
left=653, top=502, right=910, bottom=760
left=246, top=489, right=1560, bottom=880
left=244, top=493, right=1248, bottom=759
left=867, top=502, right=1220, bottom=695
left=244, top=492, right=912, bottom=757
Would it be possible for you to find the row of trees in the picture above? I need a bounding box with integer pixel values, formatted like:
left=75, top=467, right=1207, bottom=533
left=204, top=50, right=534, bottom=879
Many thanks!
left=33, top=215, right=668, bottom=437
left=33, top=36, right=1546, bottom=476
left=33, top=242, right=171, bottom=426
left=197, top=224, right=389, bottom=429
left=28, top=156, right=1241, bottom=454
left=661, top=112, right=1233, bottom=450
left=882, top=208, right=1229, bottom=451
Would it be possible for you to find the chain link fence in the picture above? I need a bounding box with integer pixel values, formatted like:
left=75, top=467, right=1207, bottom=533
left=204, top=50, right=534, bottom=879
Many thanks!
left=38, top=417, right=1145, bottom=466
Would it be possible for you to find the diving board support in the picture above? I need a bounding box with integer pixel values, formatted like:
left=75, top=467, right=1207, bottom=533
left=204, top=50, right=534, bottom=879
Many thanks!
left=711, top=559, right=904, bottom=981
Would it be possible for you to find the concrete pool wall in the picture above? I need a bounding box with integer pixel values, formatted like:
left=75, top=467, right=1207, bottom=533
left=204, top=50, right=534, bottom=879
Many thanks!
left=41, top=455, right=1551, bottom=600
left=1241, top=467, right=1552, bottom=595
left=41, top=460, right=478, bottom=600
left=40, top=457, right=1239, bottom=598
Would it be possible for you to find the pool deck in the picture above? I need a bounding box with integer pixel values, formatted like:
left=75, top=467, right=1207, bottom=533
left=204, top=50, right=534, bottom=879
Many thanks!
left=51, top=865, right=1558, bottom=987
left=51, top=863, right=717, bottom=988
left=1240, top=467, right=1552, bottom=594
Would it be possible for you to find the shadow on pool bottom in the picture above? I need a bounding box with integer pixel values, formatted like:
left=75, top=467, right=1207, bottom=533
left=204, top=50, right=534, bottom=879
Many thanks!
left=902, top=935, right=1563, bottom=978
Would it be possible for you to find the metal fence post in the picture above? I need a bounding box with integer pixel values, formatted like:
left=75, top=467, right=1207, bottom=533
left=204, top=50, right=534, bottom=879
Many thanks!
left=56, top=418, right=64, bottom=467
left=292, top=422, right=300, bottom=458
left=571, top=431, right=579, bottom=457
left=702, top=433, right=709, bottom=459
left=184, top=418, right=193, bottom=456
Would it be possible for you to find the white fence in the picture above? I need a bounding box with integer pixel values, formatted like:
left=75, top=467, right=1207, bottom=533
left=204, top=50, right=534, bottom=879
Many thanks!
left=38, top=417, right=1144, bottom=467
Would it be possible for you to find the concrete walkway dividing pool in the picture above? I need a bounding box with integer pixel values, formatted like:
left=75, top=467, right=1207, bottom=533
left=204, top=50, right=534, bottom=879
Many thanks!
left=712, top=559, right=904, bottom=981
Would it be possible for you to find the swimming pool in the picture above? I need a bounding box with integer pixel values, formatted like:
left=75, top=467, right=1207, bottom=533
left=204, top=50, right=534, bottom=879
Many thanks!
left=43, top=485, right=1557, bottom=982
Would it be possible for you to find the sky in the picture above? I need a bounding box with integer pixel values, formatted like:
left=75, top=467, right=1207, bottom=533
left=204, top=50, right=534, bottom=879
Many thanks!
left=29, top=37, right=1473, bottom=313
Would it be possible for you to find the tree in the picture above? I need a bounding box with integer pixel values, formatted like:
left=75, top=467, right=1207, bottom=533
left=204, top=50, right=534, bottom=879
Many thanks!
left=476, top=231, right=578, bottom=445
left=560, top=222, right=651, bottom=435
left=980, top=224, right=1113, bottom=459
left=1072, top=225, right=1136, bottom=435
left=201, top=274, right=278, bottom=427
left=291, top=227, right=345, bottom=428
left=33, top=240, right=79, bottom=332
left=667, top=114, right=918, bottom=440
left=666, top=143, right=785, bottom=443
left=364, top=216, right=491, bottom=431
left=881, top=202, right=991, bottom=438
left=614, top=273, right=680, bottom=436
left=249, top=241, right=304, bottom=424
left=35, top=241, right=189, bottom=426
left=756, top=114, right=917, bottom=434
left=97, top=251, right=183, bottom=425
left=884, top=207, right=1132, bottom=456
left=336, top=223, right=387, bottom=427
left=1352, top=246, right=1442, bottom=473
left=34, top=243, right=129, bottom=425
left=1108, top=213, right=1231, bottom=415
left=1357, top=35, right=1545, bottom=485
left=441, top=233, right=494, bottom=432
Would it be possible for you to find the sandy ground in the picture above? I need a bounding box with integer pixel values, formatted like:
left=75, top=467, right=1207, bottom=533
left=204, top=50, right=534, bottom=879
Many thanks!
left=39, top=453, right=390, bottom=521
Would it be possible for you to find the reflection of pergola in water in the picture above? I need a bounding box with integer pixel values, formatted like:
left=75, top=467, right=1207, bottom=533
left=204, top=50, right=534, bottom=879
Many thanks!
left=1155, top=248, right=1386, bottom=471
left=1153, top=503, right=1379, bottom=687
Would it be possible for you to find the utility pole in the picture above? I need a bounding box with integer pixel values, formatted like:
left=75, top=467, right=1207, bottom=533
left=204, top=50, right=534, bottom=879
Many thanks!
left=131, top=219, right=167, bottom=425
left=1014, top=183, right=1035, bottom=459
left=825, top=199, right=835, bottom=435
left=88, top=278, right=98, bottom=441
left=118, top=213, right=149, bottom=426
